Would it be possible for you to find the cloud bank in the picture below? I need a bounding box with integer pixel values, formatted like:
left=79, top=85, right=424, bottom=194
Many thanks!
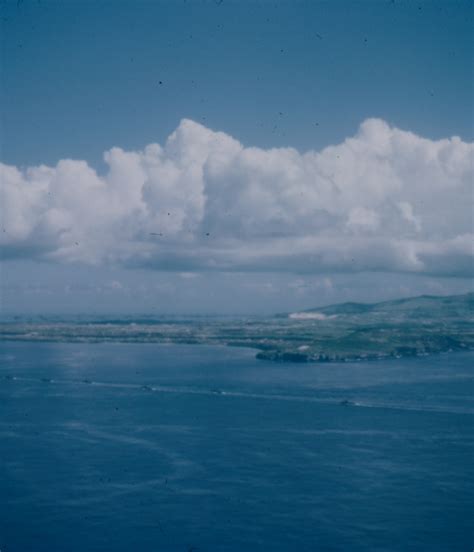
left=1, top=119, right=473, bottom=276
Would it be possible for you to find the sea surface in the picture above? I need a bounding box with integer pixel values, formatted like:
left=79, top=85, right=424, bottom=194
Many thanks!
left=0, top=341, right=473, bottom=551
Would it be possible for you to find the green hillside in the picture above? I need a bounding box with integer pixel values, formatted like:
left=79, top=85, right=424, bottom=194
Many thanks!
left=2, top=293, right=473, bottom=363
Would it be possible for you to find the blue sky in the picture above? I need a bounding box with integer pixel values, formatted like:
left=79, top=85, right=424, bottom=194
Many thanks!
left=1, top=0, right=473, bottom=314
left=3, top=0, right=472, bottom=166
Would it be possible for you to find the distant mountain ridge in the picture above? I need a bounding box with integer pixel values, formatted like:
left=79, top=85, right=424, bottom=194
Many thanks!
left=293, top=292, right=474, bottom=317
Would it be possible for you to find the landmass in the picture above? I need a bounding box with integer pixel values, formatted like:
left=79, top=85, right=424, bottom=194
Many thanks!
left=1, top=293, right=473, bottom=363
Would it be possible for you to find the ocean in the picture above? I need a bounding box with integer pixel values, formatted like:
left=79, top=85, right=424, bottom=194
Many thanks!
left=1, top=341, right=473, bottom=551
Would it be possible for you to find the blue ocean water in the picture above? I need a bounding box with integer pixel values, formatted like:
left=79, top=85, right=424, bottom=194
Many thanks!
left=0, top=342, right=473, bottom=552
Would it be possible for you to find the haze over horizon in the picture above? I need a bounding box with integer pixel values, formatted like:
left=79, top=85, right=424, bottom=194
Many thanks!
left=1, top=0, right=473, bottom=315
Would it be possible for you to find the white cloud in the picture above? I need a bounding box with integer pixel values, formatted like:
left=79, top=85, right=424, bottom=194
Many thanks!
left=1, top=118, right=472, bottom=276
left=179, top=272, right=200, bottom=279
left=397, top=201, right=422, bottom=232
left=289, top=312, right=335, bottom=320
left=346, top=207, right=380, bottom=232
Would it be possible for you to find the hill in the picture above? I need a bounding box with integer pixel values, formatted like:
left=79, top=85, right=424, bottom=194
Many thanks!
left=1, top=293, right=473, bottom=363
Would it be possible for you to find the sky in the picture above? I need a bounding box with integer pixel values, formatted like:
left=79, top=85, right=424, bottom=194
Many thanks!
left=1, top=0, right=473, bottom=315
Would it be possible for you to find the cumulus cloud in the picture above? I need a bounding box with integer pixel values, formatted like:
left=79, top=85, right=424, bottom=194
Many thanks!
left=1, top=118, right=473, bottom=276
